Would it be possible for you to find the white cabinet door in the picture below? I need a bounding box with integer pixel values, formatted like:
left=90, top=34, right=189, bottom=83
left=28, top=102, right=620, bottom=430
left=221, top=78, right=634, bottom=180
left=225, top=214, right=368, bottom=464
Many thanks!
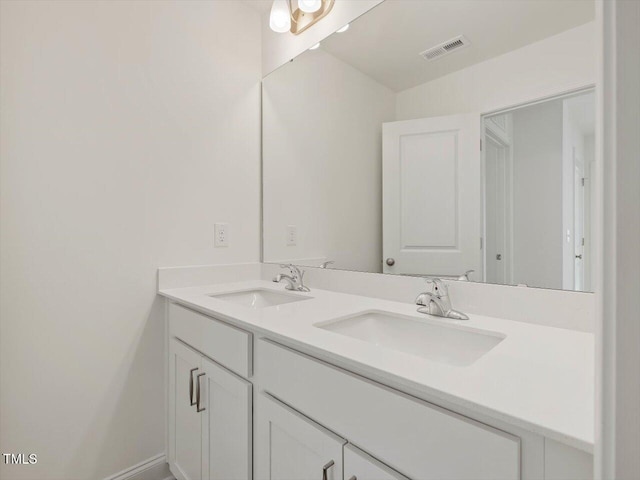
left=344, top=444, right=410, bottom=480
left=256, top=393, right=345, bottom=480
left=201, top=356, right=252, bottom=480
left=169, top=339, right=203, bottom=480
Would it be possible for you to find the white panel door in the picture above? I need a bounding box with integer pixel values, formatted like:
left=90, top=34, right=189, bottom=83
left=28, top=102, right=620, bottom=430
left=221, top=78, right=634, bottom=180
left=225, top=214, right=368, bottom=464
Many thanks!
left=201, top=356, right=252, bottom=480
left=383, top=114, right=481, bottom=277
left=344, top=444, right=410, bottom=480
left=169, top=339, right=203, bottom=480
left=256, top=393, right=345, bottom=480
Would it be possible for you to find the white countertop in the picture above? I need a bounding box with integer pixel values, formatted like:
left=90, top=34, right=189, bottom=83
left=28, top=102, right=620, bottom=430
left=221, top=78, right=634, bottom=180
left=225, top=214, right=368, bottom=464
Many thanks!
left=159, top=280, right=594, bottom=452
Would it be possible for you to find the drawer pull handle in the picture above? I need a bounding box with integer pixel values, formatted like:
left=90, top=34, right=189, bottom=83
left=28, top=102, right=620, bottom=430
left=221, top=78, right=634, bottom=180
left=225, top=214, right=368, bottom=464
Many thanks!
left=322, top=460, right=335, bottom=480
left=189, top=368, right=198, bottom=406
left=196, top=373, right=206, bottom=412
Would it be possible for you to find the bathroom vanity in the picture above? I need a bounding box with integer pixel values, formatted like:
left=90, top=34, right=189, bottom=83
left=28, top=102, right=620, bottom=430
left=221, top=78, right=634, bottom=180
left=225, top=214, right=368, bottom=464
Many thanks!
left=159, top=269, right=593, bottom=480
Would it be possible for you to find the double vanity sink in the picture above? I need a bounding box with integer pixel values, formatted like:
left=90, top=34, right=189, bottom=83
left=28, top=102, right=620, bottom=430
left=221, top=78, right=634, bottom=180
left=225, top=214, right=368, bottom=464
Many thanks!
left=161, top=274, right=594, bottom=480
left=210, top=288, right=504, bottom=368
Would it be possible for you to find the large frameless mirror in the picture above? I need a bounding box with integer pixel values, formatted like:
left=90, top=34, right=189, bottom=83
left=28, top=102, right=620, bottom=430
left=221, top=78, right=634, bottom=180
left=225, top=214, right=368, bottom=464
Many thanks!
left=262, top=0, right=597, bottom=292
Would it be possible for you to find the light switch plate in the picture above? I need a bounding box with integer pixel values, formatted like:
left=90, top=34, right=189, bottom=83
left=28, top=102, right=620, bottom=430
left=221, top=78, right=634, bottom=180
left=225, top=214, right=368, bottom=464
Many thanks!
left=286, top=225, right=297, bottom=246
left=215, top=223, right=229, bottom=247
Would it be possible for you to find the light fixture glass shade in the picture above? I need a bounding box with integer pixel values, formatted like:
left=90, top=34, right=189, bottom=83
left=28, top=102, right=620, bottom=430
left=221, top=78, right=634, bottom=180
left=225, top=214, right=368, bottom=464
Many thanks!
left=298, top=0, right=322, bottom=13
left=270, top=0, right=291, bottom=33
left=336, top=23, right=350, bottom=33
left=309, top=42, right=321, bottom=50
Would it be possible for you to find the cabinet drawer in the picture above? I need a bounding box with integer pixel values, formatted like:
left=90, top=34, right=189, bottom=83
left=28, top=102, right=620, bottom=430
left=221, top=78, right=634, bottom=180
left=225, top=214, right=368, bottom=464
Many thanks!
left=257, top=339, right=520, bottom=480
left=169, top=303, right=252, bottom=378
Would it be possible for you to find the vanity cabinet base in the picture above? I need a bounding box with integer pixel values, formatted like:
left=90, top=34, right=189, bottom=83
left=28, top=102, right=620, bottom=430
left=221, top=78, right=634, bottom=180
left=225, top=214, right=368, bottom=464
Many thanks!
left=256, top=338, right=520, bottom=480
left=165, top=300, right=593, bottom=480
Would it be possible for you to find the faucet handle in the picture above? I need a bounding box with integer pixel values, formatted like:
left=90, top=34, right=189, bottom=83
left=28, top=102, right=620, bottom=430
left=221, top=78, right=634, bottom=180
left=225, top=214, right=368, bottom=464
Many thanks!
left=279, top=263, right=297, bottom=275
left=279, top=263, right=305, bottom=281
left=425, top=277, right=448, bottom=296
left=457, top=270, right=475, bottom=281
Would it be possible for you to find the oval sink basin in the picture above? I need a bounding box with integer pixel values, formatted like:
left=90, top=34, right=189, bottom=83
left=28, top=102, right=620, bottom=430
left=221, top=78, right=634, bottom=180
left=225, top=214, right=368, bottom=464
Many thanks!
left=316, top=311, right=505, bottom=366
left=210, top=289, right=311, bottom=308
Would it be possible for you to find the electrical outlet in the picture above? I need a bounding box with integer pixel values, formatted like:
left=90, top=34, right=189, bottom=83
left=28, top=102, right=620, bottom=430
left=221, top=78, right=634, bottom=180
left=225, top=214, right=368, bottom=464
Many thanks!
left=286, top=225, right=297, bottom=246
left=215, top=223, right=229, bottom=247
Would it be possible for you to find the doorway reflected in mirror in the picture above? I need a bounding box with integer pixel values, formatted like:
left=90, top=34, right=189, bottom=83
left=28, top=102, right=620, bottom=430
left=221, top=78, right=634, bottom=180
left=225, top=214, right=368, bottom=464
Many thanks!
left=483, top=90, right=595, bottom=291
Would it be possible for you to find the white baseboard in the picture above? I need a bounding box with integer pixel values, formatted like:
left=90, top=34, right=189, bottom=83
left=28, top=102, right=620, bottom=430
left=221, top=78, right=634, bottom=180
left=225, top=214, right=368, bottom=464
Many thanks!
left=104, top=454, right=172, bottom=480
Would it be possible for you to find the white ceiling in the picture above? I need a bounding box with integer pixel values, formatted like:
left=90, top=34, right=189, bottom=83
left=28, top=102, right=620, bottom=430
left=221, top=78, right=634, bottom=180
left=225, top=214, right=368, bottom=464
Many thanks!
left=314, top=0, right=595, bottom=92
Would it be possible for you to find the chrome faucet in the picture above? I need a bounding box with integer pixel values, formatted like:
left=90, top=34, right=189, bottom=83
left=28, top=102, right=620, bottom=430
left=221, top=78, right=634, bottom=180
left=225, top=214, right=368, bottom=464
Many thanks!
left=273, top=264, right=310, bottom=292
left=415, top=278, right=469, bottom=320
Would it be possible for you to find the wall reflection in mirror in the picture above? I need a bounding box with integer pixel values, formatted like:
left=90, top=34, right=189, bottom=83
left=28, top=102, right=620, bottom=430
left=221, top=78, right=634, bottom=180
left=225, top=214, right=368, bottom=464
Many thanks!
left=262, top=0, right=596, bottom=292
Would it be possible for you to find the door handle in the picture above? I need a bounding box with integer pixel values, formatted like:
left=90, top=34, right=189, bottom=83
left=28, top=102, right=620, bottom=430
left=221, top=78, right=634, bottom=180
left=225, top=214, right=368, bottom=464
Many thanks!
left=189, top=368, right=198, bottom=406
left=385, top=258, right=395, bottom=266
left=196, top=373, right=206, bottom=413
left=322, top=460, right=335, bottom=480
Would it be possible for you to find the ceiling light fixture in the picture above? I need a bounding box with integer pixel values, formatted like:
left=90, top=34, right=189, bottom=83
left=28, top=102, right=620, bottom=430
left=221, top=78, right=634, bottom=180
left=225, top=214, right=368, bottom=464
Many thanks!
left=269, top=0, right=291, bottom=33
left=269, top=0, right=335, bottom=35
left=336, top=23, right=350, bottom=33
left=309, top=42, right=321, bottom=50
left=298, top=0, right=322, bottom=13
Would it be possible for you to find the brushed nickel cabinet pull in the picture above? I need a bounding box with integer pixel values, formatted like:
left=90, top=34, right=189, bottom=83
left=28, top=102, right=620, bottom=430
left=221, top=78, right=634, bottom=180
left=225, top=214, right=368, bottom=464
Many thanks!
left=196, top=373, right=206, bottom=413
left=322, top=460, right=335, bottom=480
left=189, top=368, right=198, bottom=406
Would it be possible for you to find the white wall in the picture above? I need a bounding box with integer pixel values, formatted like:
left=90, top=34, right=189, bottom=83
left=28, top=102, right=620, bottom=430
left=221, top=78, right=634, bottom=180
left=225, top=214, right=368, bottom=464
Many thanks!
left=263, top=49, right=396, bottom=272
left=396, top=22, right=595, bottom=120
left=0, top=1, right=261, bottom=479
left=511, top=101, right=564, bottom=290
left=261, top=0, right=384, bottom=75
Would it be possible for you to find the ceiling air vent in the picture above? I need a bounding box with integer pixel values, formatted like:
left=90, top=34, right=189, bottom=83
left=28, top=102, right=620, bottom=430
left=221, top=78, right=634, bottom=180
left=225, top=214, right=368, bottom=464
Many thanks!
left=419, top=35, right=470, bottom=61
